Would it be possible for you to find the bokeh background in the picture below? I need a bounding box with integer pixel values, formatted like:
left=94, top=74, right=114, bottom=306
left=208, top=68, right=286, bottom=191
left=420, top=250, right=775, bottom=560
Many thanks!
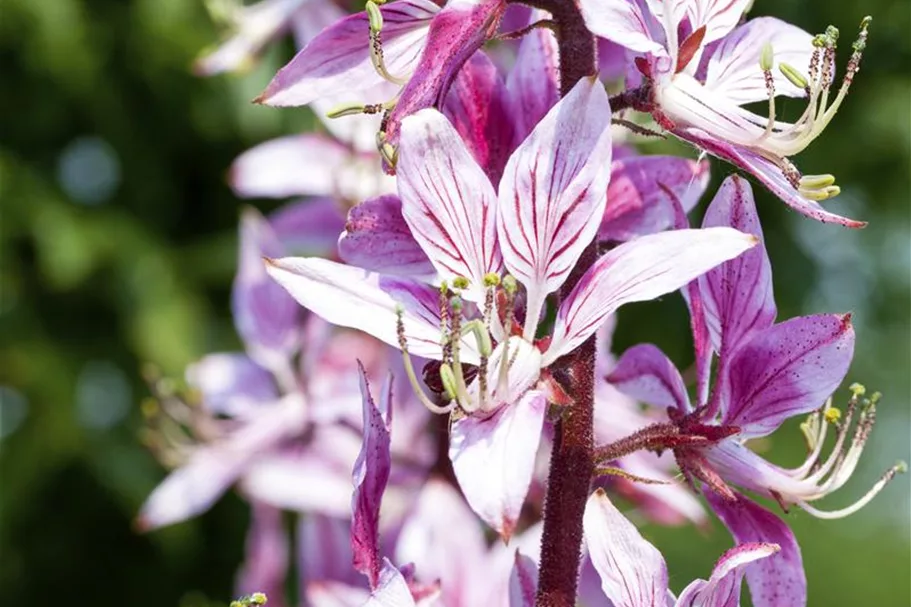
left=1, top=0, right=908, bottom=605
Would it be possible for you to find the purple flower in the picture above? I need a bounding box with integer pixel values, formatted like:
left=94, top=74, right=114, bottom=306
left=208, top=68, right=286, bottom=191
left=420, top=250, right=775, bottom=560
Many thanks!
left=579, top=0, right=872, bottom=226
left=266, top=78, right=757, bottom=536
left=606, top=175, right=905, bottom=606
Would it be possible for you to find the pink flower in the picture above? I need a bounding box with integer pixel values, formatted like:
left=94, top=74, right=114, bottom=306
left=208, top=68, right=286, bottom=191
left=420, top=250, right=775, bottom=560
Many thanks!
left=580, top=0, right=872, bottom=226
left=606, top=175, right=905, bottom=607
left=265, top=78, right=757, bottom=536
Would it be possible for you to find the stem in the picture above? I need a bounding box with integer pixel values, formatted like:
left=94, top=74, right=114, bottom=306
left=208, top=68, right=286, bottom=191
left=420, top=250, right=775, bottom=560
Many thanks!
left=536, top=251, right=598, bottom=606
left=503, top=1, right=598, bottom=603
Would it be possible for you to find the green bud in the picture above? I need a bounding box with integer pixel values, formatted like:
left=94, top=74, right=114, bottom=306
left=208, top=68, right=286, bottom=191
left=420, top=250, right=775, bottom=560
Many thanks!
left=366, top=1, right=383, bottom=33
left=759, top=42, right=774, bottom=71
left=779, top=62, right=809, bottom=88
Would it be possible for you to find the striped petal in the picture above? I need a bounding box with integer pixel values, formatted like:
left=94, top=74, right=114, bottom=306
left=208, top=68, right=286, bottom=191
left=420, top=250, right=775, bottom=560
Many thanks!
left=705, top=492, right=806, bottom=607
left=579, top=0, right=666, bottom=55
left=607, top=343, right=690, bottom=413
left=583, top=489, right=669, bottom=607
left=443, top=50, right=515, bottom=184
left=449, top=390, right=547, bottom=539
left=351, top=368, right=393, bottom=589
left=265, top=257, right=473, bottom=362
left=547, top=228, right=757, bottom=364
left=720, top=313, right=854, bottom=438
left=600, top=155, right=710, bottom=242
left=705, top=18, right=816, bottom=105
left=397, top=109, right=502, bottom=300
left=676, top=542, right=780, bottom=607
left=338, top=195, right=436, bottom=278
left=256, top=0, right=438, bottom=106
left=497, top=77, right=613, bottom=336
left=699, top=175, right=776, bottom=358
left=506, top=16, right=559, bottom=142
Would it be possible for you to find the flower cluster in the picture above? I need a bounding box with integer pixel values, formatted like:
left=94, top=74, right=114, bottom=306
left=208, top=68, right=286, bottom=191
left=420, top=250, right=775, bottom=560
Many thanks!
left=140, top=1, right=904, bottom=606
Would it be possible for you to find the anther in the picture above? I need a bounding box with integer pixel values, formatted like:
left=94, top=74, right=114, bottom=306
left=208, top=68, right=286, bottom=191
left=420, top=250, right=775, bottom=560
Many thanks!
left=759, top=42, right=774, bottom=71
left=366, top=0, right=383, bottom=32
left=439, top=363, right=459, bottom=401
left=483, top=273, right=500, bottom=287
left=799, top=174, right=837, bottom=189
left=452, top=276, right=470, bottom=290
left=824, top=406, right=842, bottom=424
left=779, top=62, right=809, bottom=89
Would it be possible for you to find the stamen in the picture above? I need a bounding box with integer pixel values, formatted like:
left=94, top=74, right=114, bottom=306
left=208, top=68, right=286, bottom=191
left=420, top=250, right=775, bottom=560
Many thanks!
left=449, top=295, right=475, bottom=412
left=779, top=62, right=809, bottom=89
left=498, top=276, right=518, bottom=397
left=797, top=460, right=907, bottom=519
left=366, top=1, right=408, bottom=86
left=759, top=54, right=777, bottom=140
left=395, top=305, right=454, bottom=415
left=595, top=466, right=670, bottom=485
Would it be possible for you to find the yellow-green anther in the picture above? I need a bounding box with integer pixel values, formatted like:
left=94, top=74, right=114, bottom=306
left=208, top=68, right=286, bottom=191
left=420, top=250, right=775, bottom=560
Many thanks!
left=502, top=275, right=518, bottom=294
left=483, top=272, right=500, bottom=287
left=798, top=185, right=840, bottom=201
left=452, top=276, right=470, bottom=290
left=326, top=102, right=368, bottom=119
left=439, top=363, right=459, bottom=401
left=825, top=25, right=840, bottom=42
left=849, top=382, right=866, bottom=396
left=779, top=62, right=809, bottom=88
left=380, top=142, right=397, bottom=167
left=366, top=1, right=383, bottom=33
left=896, top=460, right=908, bottom=474
left=799, top=174, right=836, bottom=189
left=464, top=319, right=492, bottom=357
left=824, top=407, right=842, bottom=424
left=760, top=42, right=774, bottom=71
left=870, top=391, right=882, bottom=404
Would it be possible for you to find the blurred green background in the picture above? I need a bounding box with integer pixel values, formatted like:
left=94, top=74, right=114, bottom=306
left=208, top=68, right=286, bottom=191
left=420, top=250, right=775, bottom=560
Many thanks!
left=0, top=0, right=908, bottom=605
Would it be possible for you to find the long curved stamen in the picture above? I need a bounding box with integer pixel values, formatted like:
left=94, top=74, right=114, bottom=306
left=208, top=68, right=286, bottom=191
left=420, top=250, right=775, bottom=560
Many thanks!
left=449, top=294, right=474, bottom=412
left=367, top=1, right=409, bottom=85
left=395, top=305, right=454, bottom=415
left=797, top=461, right=907, bottom=519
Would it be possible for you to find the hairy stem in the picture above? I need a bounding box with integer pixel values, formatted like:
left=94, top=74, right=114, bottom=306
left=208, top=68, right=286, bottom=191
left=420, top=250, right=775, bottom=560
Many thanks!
left=536, top=260, right=597, bottom=607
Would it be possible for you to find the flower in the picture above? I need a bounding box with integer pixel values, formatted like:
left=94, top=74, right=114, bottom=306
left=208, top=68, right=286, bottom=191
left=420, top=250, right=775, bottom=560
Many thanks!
left=137, top=208, right=432, bottom=532
left=265, top=77, right=757, bottom=536
left=510, top=489, right=781, bottom=607
left=605, top=175, right=905, bottom=606
left=579, top=0, right=872, bottom=226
